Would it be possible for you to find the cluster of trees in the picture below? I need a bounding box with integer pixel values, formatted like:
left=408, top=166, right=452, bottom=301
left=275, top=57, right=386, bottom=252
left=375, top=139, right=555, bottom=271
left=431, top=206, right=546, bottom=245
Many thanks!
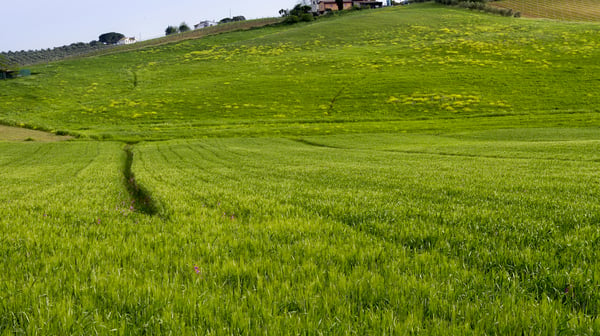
left=165, top=23, right=191, bottom=35
left=219, top=16, right=246, bottom=24
left=98, top=32, right=125, bottom=44
left=280, top=5, right=314, bottom=24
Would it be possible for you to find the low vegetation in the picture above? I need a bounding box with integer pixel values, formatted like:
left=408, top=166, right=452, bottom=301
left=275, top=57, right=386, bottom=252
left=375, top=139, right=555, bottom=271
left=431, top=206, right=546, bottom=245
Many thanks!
left=1, top=3, right=599, bottom=334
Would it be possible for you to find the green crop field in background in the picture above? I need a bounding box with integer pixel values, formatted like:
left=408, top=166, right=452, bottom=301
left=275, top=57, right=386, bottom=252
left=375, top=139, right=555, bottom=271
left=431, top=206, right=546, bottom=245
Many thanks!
left=1, top=2, right=600, bottom=334
left=491, top=0, right=600, bottom=21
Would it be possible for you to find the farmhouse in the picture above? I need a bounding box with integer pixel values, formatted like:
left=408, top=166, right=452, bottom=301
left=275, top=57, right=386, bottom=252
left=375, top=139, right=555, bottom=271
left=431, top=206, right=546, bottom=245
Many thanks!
left=194, top=20, right=218, bottom=29
left=117, top=37, right=137, bottom=45
left=311, top=0, right=384, bottom=13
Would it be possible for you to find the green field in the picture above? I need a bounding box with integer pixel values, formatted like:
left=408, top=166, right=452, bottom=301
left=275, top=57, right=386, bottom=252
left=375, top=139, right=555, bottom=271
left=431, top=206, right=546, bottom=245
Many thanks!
left=2, top=3, right=600, bottom=334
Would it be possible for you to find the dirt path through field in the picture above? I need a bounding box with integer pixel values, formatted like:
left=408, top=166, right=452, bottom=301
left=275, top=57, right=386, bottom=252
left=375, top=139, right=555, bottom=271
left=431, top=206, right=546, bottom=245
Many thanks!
left=0, top=125, right=73, bottom=142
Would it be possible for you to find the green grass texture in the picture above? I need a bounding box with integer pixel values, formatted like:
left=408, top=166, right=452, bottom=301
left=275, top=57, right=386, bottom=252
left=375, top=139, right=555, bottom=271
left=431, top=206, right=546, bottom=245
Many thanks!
left=1, top=3, right=600, bottom=335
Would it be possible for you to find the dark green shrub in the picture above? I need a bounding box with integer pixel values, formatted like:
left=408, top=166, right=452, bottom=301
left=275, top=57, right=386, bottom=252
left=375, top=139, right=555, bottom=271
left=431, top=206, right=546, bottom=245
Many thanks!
left=165, top=26, right=178, bottom=35
left=283, top=15, right=301, bottom=24
left=301, top=13, right=314, bottom=22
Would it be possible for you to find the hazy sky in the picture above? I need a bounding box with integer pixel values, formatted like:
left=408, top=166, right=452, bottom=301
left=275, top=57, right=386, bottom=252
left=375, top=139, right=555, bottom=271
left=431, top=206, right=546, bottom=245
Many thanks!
left=0, top=0, right=302, bottom=52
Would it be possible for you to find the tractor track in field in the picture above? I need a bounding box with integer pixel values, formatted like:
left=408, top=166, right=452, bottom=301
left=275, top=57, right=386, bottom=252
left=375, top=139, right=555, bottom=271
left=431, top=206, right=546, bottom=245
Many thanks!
left=123, top=144, right=159, bottom=216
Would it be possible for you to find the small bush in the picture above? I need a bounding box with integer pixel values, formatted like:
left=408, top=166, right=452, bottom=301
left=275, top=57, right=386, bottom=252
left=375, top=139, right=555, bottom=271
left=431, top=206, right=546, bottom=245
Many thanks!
left=300, top=13, right=314, bottom=22
left=283, top=15, right=301, bottom=24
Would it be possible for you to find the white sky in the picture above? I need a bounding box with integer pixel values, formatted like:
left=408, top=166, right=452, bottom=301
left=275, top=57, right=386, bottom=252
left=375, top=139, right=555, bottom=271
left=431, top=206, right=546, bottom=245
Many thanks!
left=0, top=0, right=302, bottom=52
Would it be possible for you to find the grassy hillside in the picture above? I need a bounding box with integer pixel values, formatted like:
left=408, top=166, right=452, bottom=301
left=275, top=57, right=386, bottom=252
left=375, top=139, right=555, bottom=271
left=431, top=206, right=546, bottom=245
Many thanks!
left=1, top=3, right=599, bottom=140
left=2, top=18, right=283, bottom=66
left=490, top=0, right=600, bottom=21
left=2, top=3, right=600, bottom=335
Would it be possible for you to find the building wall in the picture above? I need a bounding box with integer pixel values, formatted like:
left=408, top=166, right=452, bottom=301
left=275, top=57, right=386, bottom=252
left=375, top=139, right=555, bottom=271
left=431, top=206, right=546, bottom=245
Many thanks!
left=318, top=0, right=381, bottom=12
left=195, top=21, right=218, bottom=29
left=319, top=1, right=354, bottom=12
left=117, top=38, right=136, bottom=45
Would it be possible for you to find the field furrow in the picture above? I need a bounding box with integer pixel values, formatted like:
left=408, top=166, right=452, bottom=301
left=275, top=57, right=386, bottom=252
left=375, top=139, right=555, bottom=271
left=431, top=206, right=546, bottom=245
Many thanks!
left=491, top=0, right=600, bottom=21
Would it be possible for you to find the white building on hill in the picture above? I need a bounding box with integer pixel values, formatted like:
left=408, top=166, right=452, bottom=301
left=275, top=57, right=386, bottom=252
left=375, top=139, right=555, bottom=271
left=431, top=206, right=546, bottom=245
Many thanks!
left=194, top=20, right=218, bottom=29
left=117, top=37, right=137, bottom=45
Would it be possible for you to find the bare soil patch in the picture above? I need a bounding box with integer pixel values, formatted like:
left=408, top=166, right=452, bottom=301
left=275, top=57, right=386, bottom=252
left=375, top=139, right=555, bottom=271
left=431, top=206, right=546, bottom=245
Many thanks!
left=0, top=125, right=73, bottom=142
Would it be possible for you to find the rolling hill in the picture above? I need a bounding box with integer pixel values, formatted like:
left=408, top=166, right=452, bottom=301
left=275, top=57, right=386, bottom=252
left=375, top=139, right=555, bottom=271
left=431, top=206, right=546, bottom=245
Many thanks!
left=1, top=3, right=600, bottom=334
left=1, top=3, right=598, bottom=141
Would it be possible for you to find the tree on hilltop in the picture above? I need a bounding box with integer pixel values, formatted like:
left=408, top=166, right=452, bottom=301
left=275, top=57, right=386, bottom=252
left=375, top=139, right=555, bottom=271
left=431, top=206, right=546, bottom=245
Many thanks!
left=99, top=32, right=125, bottom=45
left=165, top=26, right=178, bottom=35
left=179, top=22, right=191, bottom=33
left=282, top=4, right=314, bottom=24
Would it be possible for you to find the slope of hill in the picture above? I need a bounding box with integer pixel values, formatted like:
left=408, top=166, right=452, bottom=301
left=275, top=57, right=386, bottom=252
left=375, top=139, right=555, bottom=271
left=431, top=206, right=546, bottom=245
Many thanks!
left=1, top=18, right=282, bottom=66
left=1, top=3, right=598, bottom=141
left=490, top=0, right=600, bottom=21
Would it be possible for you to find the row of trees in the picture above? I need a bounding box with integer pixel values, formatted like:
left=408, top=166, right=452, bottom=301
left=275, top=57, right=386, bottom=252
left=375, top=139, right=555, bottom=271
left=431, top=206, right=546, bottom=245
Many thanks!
left=1, top=42, right=113, bottom=66
left=1, top=32, right=128, bottom=66
left=0, top=54, right=16, bottom=71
